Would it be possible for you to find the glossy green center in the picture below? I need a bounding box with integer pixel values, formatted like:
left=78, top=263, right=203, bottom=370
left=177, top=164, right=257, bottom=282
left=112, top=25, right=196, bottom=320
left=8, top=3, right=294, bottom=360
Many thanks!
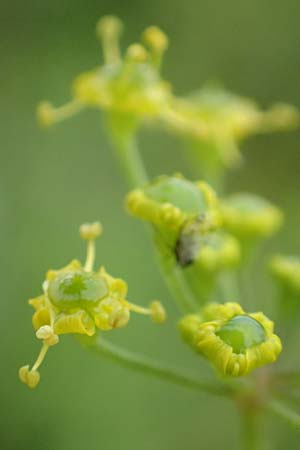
left=216, top=315, right=266, bottom=354
left=48, top=270, right=108, bottom=309
left=145, top=177, right=207, bottom=214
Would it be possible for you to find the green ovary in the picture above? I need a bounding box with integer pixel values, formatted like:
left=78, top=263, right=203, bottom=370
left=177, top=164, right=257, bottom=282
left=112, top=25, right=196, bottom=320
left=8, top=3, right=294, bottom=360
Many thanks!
left=216, top=315, right=266, bottom=354
left=48, top=271, right=108, bottom=309
left=145, top=177, right=207, bottom=214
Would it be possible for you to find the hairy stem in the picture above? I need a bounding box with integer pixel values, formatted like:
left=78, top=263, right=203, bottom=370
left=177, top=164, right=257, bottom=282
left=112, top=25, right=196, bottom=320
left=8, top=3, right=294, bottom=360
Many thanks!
left=85, top=335, right=234, bottom=397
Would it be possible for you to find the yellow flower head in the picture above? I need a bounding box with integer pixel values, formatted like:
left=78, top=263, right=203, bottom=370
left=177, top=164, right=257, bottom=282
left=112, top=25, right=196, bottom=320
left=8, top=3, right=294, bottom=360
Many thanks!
left=270, top=255, right=300, bottom=295
left=126, top=174, right=221, bottom=249
left=163, top=84, right=299, bottom=170
left=179, top=302, right=282, bottom=377
left=37, top=16, right=171, bottom=127
left=220, top=193, right=283, bottom=240
left=19, top=222, right=166, bottom=388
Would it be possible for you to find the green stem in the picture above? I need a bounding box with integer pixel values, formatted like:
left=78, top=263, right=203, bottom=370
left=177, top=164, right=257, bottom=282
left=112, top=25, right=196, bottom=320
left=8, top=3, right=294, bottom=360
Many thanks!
left=156, top=250, right=198, bottom=313
left=85, top=335, right=234, bottom=397
left=266, top=399, right=300, bottom=429
left=107, top=117, right=199, bottom=314
left=240, top=408, right=265, bottom=450
left=110, top=129, right=148, bottom=187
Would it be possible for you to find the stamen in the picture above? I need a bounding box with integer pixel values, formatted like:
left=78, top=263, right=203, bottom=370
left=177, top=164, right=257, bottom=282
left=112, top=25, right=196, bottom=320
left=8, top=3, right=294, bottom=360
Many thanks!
left=142, top=26, right=168, bottom=69
left=96, top=15, right=123, bottom=64
left=126, top=44, right=148, bottom=64
left=122, top=299, right=166, bottom=323
left=80, top=222, right=102, bottom=272
left=37, top=100, right=84, bottom=127
left=31, top=342, right=50, bottom=372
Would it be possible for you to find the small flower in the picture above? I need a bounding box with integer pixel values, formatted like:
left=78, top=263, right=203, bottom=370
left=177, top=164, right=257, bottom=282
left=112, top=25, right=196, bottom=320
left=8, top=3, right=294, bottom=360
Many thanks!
left=19, top=222, right=166, bottom=388
left=176, top=230, right=240, bottom=270
left=37, top=16, right=171, bottom=128
left=179, top=232, right=241, bottom=302
left=270, top=255, right=300, bottom=295
left=220, top=193, right=283, bottom=241
left=126, top=174, right=221, bottom=250
left=163, top=84, right=299, bottom=172
left=179, top=302, right=282, bottom=377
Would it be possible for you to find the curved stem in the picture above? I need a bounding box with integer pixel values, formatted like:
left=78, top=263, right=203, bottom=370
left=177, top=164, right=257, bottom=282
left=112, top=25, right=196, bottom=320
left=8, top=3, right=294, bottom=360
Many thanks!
left=85, top=335, right=234, bottom=397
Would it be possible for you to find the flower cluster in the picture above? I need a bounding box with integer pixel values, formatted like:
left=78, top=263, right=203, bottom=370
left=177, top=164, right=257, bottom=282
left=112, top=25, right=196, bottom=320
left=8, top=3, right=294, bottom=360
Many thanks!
left=23, top=14, right=297, bottom=394
left=19, top=222, right=165, bottom=388
left=179, top=302, right=282, bottom=376
left=166, top=85, right=299, bottom=172
left=36, top=15, right=299, bottom=180
left=37, top=16, right=171, bottom=130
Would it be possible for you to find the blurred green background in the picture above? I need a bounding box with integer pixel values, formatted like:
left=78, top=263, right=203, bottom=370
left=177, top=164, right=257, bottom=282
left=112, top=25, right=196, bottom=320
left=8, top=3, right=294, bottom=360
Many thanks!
left=2, top=0, right=300, bottom=449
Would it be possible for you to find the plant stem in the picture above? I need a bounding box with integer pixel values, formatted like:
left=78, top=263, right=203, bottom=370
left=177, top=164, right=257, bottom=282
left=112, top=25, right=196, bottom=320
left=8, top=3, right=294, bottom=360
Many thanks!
left=157, top=250, right=198, bottom=313
left=110, top=130, right=148, bottom=187
left=240, top=408, right=265, bottom=450
left=266, top=399, right=300, bottom=429
left=107, top=120, right=199, bottom=314
left=85, top=335, right=234, bottom=397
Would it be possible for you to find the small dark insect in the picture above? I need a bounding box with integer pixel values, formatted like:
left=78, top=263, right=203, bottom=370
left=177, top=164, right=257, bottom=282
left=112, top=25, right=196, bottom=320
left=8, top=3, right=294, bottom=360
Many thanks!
left=175, top=213, right=209, bottom=267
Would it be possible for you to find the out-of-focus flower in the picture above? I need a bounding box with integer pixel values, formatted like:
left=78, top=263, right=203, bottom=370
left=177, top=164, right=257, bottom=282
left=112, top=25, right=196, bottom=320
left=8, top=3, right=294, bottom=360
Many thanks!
left=37, top=16, right=171, bottom=129
left=181, top=232, right=241, bottom=302
left=270, top=255, right=300, bottom=295
left=163, top=85, right=299, bottom=174
left=220, top=193, right=283, bottom=259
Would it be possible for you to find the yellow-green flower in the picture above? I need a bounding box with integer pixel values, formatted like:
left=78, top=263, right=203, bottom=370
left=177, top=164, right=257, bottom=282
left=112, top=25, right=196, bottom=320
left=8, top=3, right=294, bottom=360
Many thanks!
left=220, top=193, right=283, bottom=240
left=19, top=222, right=166, bottom=388
left=181, top=232, right=241, bottom=302
left=163, top=84, right=299, bottom=172
left=179, top=302, right=282, bottom=377
left=270, top=255, right=300, bottom=295
left=126, top=174, right=221, bottom=249
left=37, top=16, right=171, bottom=128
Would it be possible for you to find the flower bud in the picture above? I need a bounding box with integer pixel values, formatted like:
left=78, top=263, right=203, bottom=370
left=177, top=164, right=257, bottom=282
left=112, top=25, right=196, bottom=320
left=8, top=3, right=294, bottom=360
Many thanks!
left=220, top=193, right=283, bottom=261
left=270, top=255, right=300, bottom=295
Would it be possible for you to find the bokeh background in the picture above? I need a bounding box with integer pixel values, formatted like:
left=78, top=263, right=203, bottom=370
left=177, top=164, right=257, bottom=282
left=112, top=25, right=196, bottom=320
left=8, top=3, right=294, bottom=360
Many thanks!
left=2, top=0, right=300, bottom=449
